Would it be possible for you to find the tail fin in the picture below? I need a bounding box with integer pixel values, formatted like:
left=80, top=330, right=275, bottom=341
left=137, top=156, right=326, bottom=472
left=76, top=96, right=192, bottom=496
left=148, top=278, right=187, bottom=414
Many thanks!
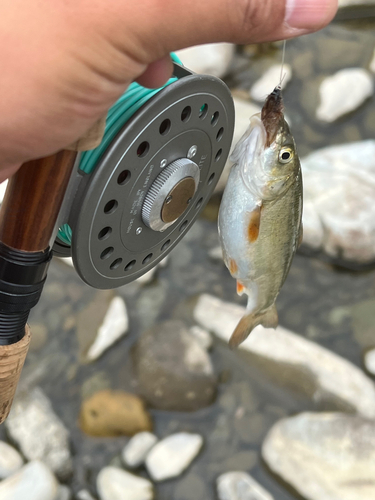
left=229, top=304, right=278, bottom=348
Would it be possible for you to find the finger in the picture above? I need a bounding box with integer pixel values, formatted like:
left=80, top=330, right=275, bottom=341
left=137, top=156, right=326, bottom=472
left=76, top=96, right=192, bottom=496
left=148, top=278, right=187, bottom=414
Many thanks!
left=135, top=56, right=174, bottom=88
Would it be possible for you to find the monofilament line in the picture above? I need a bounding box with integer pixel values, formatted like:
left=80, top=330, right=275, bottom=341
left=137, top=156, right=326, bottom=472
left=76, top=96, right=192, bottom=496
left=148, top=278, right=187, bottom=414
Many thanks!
left=279, top=40, right=287, bottom=87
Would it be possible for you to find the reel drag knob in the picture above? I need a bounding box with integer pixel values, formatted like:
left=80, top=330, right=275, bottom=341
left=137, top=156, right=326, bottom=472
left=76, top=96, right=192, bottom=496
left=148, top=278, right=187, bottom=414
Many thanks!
left=142, top=158, right=200, bottom=232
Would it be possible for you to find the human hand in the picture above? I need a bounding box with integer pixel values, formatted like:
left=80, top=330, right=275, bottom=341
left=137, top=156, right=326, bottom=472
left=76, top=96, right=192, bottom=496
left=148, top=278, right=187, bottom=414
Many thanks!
left=0, top=0, right=337, bottom=181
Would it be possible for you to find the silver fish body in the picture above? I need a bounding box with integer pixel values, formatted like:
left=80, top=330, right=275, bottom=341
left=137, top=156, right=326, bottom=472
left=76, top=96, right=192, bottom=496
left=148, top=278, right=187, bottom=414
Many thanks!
left=218, top=88, right=302, bottom=347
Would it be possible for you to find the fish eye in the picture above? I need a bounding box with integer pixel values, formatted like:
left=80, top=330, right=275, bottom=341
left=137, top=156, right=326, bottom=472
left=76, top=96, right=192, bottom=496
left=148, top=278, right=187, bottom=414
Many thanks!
left=279, top=147, right=294, bottom=164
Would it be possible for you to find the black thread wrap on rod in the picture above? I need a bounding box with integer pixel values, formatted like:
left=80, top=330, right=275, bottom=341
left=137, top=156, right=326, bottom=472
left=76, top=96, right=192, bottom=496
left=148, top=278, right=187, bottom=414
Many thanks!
left=0, top=242, right=51, bottom=345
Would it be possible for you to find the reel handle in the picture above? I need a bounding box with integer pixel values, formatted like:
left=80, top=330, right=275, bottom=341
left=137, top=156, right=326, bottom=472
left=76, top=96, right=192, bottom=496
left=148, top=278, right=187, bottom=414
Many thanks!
left=0, top=117, right=106, bottom=424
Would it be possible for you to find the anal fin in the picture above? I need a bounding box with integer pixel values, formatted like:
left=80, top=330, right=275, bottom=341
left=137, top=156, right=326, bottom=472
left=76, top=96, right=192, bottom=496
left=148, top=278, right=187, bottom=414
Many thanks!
left=229, top=304, right=279, bottom=348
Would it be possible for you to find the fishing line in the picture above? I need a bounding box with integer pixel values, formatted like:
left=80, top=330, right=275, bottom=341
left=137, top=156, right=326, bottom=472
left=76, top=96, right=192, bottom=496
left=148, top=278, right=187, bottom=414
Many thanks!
left=279, top=40, right=287, bottom=87
left=57, top=53, right=183, bottom=246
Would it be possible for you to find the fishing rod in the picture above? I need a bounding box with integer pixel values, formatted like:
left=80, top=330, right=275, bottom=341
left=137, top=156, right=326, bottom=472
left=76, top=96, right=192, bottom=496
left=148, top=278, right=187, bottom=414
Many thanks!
left=0, top=58, right=235, bottom=423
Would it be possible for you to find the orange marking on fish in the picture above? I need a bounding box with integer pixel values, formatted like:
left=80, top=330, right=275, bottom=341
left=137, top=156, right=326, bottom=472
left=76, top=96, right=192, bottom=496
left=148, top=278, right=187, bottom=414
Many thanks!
left=247, top=206, right=261, bottom=243
left=237, top=281, right=245, bottom=294
left=229, top=258, right=238, bottom=275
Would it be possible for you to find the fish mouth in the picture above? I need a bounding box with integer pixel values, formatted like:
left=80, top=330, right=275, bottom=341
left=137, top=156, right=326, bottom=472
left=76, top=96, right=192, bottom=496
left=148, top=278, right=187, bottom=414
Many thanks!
left=261, top=86, right=284, bottom=148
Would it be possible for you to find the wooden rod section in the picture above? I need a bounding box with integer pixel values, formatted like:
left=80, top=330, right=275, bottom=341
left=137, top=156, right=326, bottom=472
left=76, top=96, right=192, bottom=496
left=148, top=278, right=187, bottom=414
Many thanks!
left=0, top=151, right=77, bottom=252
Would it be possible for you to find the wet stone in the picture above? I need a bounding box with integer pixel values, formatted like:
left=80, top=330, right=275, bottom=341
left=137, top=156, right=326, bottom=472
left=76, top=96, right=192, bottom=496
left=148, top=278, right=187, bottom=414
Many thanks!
left=145, top=433, right=203, bottom=481
left=176, top=43, right=235, bottom=78
left=132, top=320, right=217, bottom=412
left=0, top=441, right=23, bottom=480
left=76, top=490, right=97, bottom=500
left=0, top=461, right=59, bottom=500
left=5, top=387, right=72, bottom=480
left=122, top=432, right=158, bottom=468
left=364, top=349, right=375, bottom=376
left=189, top=325, right=213, bottom=350
left=352, top=298, right=375, bottom=348
left=263, top=412, right=375, bottom=500
left=223, top=451, right=258, bottom=472
left=174, top=473, right=209, bottom=500
left=56, top=485, right=72, bottom=500
left=217, top=471, right=274, bottom=500
left=79, top=390, right=152, bottom=437
left=97, top=467, right=153, bottom=500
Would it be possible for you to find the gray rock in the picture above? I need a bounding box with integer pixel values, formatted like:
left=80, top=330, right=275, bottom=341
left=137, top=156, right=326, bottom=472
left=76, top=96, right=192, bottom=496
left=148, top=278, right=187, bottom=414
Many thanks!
left=317, top=69, right=373, bottom=122
left=262, top=412, right=375, bottom=500
left=189, top=325, right=213, bottom=350
left=364, top=349, right=375, bottom=375
left=175, top=43, right=235, bottom=78
left=132, top=320, right=217, bottom=411
left=217, top=472, right=274, bottom=500
left=145, top=433, right=203, bottom=481
left=76, top=491, right=97, bottom=500
left=0, top=461, right=59, bottom=500
left=301, top=140, right=375, bottom=264
left=0, top=441, right=23, bottom=480
left=5, top=387, right=72, bottom=480
left=194, top=294, right=375, bottom=418
left=122, top=432, right=158, bottom=468
left=135, top=256, right=169, bottom=285
left=174, top=473, right=208, bottom=500
left=56, top=485, right=72, bottom=500
left=97, top=467, right=153, bottom=500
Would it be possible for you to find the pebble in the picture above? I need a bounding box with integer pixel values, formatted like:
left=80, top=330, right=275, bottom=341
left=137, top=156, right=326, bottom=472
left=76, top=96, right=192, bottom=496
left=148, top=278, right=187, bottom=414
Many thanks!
left=194, top=294, right=375, bottom=418
left=364, top=349, right=375, bottom=375
left=0, top=441, right=23, bottom=480
left=76, top=490, right=97, bottom=500
left=215, top=97, right=261, bottom=193
left=5, top=387, right=72, bottom=480
left=250, top=64, right=292, bottom=102
left=145, top=433, right=203, bottom=481
left=217, top=472, right=274, bottom=500
left=302, top=140, right=375, bottom=264
left=189, top=325, right=213, bottom=350
left=132, top=320, right=217, bottom=412
left=0, top=461, right=59, bottom=500
left=135, top=256, right=169, bottom=285
left=263, top=412, right=375, bottom=500
left=316, top=68, right=373, bottom=122
left=56, top=485, right=72, bottom=500
left=175, top=43, right=235, bottom=78
left=86, top=296, right=129, bottom=361
left=122, top=432, right=158, bottom=468
left=79, top=390, right=152, bottom=437
left=97, top=466, right=153, bottom=500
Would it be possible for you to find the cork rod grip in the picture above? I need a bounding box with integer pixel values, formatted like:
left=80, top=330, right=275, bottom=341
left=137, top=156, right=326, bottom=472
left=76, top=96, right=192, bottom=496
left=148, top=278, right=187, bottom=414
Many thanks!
left=0, top=118, right=106, bottom=424
left=0, top=326, right=31, bottom=423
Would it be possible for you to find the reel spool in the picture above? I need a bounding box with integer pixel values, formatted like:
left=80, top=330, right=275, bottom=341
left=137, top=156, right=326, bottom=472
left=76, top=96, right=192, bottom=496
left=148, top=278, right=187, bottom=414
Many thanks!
left=53, top=61, right=235, bottom=289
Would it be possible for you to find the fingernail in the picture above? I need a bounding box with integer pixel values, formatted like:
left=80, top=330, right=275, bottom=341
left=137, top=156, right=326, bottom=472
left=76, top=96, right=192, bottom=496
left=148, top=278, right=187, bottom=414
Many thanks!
left=285, top=0, right=337, bottom=30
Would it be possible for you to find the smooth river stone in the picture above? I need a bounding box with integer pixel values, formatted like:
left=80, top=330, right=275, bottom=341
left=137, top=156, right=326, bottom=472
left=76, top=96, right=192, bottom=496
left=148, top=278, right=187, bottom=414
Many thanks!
left=175, top=43, right=235, bottom=78
left=302, top=140, right=375, bottom=264
left=194, top=294, right=375, bottom=418
left=262, top=412, right=375, bottom=500
left=97, top=467, right=153, bottom=500
left=0, top=441, right=23, bottom=480
left=217, top=471, right=274, bottom=500
left=122, top=432, right=158, bottom=468
left=0, top=461, right=58, bottom=500
left=316, top=68, right=373, bottom=122
left=145, top=433, right=203, bottom=481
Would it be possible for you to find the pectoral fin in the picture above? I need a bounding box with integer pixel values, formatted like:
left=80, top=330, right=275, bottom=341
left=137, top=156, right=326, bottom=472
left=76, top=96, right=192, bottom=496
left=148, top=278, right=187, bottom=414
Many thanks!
left=247, top=204, right=262, bottom=243
left=229, top=304, right=279, bottom=348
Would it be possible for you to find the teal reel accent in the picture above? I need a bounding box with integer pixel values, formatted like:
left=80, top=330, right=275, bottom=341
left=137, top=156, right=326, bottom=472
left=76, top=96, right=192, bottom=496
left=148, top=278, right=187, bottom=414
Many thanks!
left=53, top=58, right=235, bottom=289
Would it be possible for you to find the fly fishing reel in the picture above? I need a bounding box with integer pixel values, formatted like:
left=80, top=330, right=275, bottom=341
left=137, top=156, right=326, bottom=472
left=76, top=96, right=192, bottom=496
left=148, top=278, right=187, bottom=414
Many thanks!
left=53, top=60, right=235, bottom=289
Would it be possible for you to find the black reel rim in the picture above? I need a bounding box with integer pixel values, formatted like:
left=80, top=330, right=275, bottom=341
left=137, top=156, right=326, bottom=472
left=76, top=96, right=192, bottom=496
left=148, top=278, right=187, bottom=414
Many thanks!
left=69, top=73, right=235, bottom=288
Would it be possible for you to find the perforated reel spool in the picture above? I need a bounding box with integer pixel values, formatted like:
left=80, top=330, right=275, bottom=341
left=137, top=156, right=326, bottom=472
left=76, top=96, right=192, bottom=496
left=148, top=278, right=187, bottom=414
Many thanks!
left=57, top=64, right=235, bottom=288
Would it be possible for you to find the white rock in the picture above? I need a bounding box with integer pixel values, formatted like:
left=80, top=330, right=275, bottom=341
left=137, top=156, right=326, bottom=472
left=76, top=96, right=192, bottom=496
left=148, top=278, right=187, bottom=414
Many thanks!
left=339, top=0, right=375, bottom=7
left=215, top=97, right=261, bottom=193
left=189, top=325, right=213, bottom=350
left=135, top=256, right=169, bottom=285
left=370, top=48, right=375, bottom=73
left=76, top=490, right=97, bottom=500
left=0, top=461, right=58, bottom=500
left=145, top=433, right=203, bottom=481
left=217, top=472, right=274, bottom=500
left=122, top=432, right=158, bottom=468
left=0, top=180, right=8, bottom=204
left=250, top=64, right=292, bottom=102
left=97, top=467, right=153, bottom=500
left=86, top=296, right=128, bottom=361
left=175, top=43, right=235, bottom=78
left=302, top=140, right=375, bottom=264
left=263, top=412, right=375, bottom=500
left=5, top=387, right=72, bottom=480
left=0, top=441, right=23, bottom=480
left=56, top=485, right=72, bottom=500
left=317, top=68, right=373, bottom=122
left=364, top=349, right=375, bottom=375
left=194, top=294, right=375, bottom=418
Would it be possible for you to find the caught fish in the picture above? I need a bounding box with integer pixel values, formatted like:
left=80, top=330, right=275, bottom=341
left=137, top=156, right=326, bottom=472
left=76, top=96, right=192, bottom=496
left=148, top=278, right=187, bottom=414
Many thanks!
left=218, top=86, right=302, bottom=347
